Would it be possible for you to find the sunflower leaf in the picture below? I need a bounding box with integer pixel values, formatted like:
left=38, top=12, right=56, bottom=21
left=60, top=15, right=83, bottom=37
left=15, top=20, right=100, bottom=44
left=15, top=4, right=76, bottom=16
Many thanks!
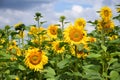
left=110, top=70, right=120, bottom=80
left=57, top=59, right=69, bottom=69
left=44, top=67, right=56, bottom=79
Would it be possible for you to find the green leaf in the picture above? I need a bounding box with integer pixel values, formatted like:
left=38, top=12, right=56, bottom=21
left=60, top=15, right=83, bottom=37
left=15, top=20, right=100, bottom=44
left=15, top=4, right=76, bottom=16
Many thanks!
left=110, top=52, right=120, bottom=57
left=7, top=75, right=18, bottom=80
left=109, top=62, right=120, bottom=72
left=108, top=58, right=118, bottom=65
left=72, top=72, right=82, bottom=76
left=76, top=44, right=84, bottom=51
left=5, top=69, right=10, bottom=74
left=83, top=65, right=101, bottom=71
left=0, top=51, right=11, bottom=61
left=44, top=67, right=56, bottom=78
left=65, top=72, right=82, bottom=77
left=83, top=67, right=102, bottom=80
left=46, top=78, right=56, bottom=80
left=110, top=70, right=120, bottom=80
left=87, top=53, right=101, bottom=59
left=57, top=59, right=69, bottom=69
left=109, top=39, right=120, bottom=44
left=101, top=44, right=107, bottom=52
left=18, top=64, right=26, bottom=70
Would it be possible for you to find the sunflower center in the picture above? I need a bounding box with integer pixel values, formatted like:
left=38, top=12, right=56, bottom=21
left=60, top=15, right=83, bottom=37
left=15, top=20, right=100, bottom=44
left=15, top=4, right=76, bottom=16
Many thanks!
left=69, top=29, right=83, bottom=42
left=77, top=51, right=83, bottom=55
left=78, top=22, right=83, bottom=26
left=50, top=29, right=57, bottom=35
left=30, top=53, right=42, bottom=65
left=104, top=10, right=109, bottom=17
left=56, top=44, right=61, bottom=50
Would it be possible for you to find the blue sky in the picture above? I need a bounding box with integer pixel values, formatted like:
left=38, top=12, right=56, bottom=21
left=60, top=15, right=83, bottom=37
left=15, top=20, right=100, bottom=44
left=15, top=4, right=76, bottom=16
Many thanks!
left=0, top=0, right=119, bottom=32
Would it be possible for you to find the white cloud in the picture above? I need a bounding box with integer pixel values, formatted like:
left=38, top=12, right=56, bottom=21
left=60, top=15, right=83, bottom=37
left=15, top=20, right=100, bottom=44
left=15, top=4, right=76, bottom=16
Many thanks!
left=54, top=5, right=98, bottom=32
left=72, top=5, right=83, bottom=13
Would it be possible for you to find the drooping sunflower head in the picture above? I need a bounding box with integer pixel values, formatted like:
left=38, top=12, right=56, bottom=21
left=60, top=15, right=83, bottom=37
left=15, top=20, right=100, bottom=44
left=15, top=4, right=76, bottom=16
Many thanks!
left=100, top=6, right=112, bottom=21
left=87, top=37, right=96, bottom=43
left=24, top=48, right=48, bottom=71
left=14, top=22, right=25, bottom=31
left=74, top=18, right=86, bottom=28
left=76, top=51, right=88, bottom=59
left=52, top=41, right=65, bottom=54
left=47, top=24, right=58, bottom=39
left=70, top=45, right=88, bottom=59
left=64, top=24, right=87, bottom=44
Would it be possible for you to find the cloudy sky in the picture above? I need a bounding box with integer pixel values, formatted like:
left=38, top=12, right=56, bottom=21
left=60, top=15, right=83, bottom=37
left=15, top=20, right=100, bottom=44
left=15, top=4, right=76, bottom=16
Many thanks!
left=0, top=0, right=119, bottom=32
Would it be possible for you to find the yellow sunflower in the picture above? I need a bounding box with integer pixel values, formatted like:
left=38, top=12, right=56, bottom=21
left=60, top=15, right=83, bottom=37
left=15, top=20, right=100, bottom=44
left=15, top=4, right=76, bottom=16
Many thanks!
left=87, top=37, right=96, bottom=43
left=0, top=38, right=5, bottom=44
left=100, top=6, right=112, bottom=21
left=74, top=18, right=86, bottom=28
left=64, top=24, right=87, bottom=44
left=24, top=48, right=48, bottom=71
left=97, top=20, right=114, bottom=32
left=109, top=35, right=118, bottom=40
left=29, top=26, right=38, bottom=35
left=52, top=41, right=65, bottom=54
left=70, top=46, right=88, bottom=59
left=47, top=24, right=58, bottom=39
left=76, top=51, right=88, bottom=59
left=15, top=47, right=22, bottom=56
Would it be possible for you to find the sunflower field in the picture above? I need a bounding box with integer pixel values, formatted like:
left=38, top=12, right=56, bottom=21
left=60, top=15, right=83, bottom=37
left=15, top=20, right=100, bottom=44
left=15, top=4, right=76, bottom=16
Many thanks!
left=0, top=5, right=120, bottom=80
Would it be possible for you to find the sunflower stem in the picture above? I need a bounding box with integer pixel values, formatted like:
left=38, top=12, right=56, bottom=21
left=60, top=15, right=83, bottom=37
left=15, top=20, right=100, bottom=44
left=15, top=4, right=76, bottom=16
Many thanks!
left=74, top=45, right=79, bottom=80
left=21, top=31, right=24, bottom=48
left=38, top=72, right=42, bottom=80
left=101, top=23, right=108, bottom=80
left=37, top=16, right=41, bottom=49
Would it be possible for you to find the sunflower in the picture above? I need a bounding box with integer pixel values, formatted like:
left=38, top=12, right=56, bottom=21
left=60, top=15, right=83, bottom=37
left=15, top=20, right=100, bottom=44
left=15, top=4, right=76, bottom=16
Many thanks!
left=47, top=24, right=58, bottom=39
left=64, top=24, right=87, bottom=44
left=24, top=48, right=48, bottom=71
left=97, top=19, right=114, bottom=32
left=52, top=41, right=65, bottom=54
left=74, top=18, right=86, bottom=28
left=76, top=51, right=87, bottom=59
left=100, top=6, right=112, bottom=21
left=15, top=47, right=22, bottom=56
left=14, top=22, right=25, bottom=31
left=29, top=26, right=38, bottom=35
left=87, top=37, right=96, bottom=42
left=109, top=35, right=118, bottom=40
left=70, top=46, right=88, bottom=59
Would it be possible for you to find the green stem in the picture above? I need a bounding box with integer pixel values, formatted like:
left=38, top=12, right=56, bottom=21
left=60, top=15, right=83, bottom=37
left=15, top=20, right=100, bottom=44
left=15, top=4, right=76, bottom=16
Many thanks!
left=37, top=18, right=41, bottom=49
left=61, top=52, right=64, bottom=60
left=38, top=19, right=40, bottom=28
left=62, top=21, right=64, bottom=31
left=38, top=72, right=42, bottom=80
left=101, top=29, right=105, bottom=45
left=74, top=45, right=78, bottom=80
left=101, top=27, right=108, bottom=80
